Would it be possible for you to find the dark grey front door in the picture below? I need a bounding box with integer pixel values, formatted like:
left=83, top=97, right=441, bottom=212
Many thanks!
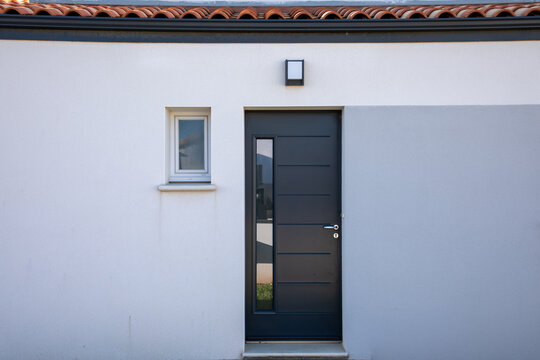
left=245, top=110, right=342, bottom=340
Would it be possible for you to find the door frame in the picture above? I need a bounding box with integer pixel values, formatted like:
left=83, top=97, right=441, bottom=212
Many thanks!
left=244, top=109, right=343, bottom=341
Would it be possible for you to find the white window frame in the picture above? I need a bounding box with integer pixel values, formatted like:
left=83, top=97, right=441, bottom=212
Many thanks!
left=168, top=111, right=210, bottom=183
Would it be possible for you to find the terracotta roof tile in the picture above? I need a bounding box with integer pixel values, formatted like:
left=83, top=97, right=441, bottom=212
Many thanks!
left=485, top=8, right=515, bottom=16
left=515, top=6, right=540, bottom=15
left=153, top=9, right=175, bottom=19
left=264, top=7, right=286, bottom=20
left=290, top=7, right=314, bottom=20
left=64, top=8, right=92, bottom=16
left=401, top=10, right=428, bottom=19
left=95, top=8, right=121, bottom=17
left=371, top=9, right=399, bottom=19
left=313, top=7, right=342, bottom=19
left=180, top=7, right=208, bottom=19
left=209, top=7, right=234, bottom=19
left=1, top=1, right=539, bottom=20
left=338, top=7, right=370, bottom=20
left=237, top=7, right=257, bottom=20
left=124, top=9, right=148, bottom=18
left=456, top=8, right=486, bottom=17
left=428, top=9, right=457, bottom=18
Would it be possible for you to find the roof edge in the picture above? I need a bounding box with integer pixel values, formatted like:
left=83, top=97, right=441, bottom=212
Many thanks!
left=1, top=14, right=540, bottom=42
left=23, top=0, right=540, bottom=5
left=2, top=14, right=540, bottom=31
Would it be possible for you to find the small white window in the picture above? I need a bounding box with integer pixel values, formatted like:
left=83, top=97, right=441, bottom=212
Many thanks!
left=168, top=111, right=210, bottom=182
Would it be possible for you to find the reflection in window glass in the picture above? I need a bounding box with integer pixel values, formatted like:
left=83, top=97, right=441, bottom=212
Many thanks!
left=178, top=119, right=204, bottom=170
left=256, top=139, right=273, bottom=311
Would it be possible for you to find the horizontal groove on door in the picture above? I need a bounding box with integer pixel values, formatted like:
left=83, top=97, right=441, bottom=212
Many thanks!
left=277, top=252, right=331, bottom=255
left=278, top=223, right=328, bottom=225
left=278, top=282, right=332, bottom=285
left=277, top=194, right=330, bottom=197
left=277, top=135, right=330, bottom=138
left=278, top=164, right=330, bottom=167
left=273, top=311, right=339, bottom=317
left=267, top=312, right=335, bottom=315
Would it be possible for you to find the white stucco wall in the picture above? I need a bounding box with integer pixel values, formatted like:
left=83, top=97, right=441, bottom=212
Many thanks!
left=0, top=39, right=539, bottom=360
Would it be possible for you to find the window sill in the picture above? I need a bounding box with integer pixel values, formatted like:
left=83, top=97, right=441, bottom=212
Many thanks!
left=158, top=183, right=216, bottom=192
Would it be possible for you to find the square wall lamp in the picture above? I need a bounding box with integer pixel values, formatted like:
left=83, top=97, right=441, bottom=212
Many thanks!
left=285, top=59, right=304, bottom=86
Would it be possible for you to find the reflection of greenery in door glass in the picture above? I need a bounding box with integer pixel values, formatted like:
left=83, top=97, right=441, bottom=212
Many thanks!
left=256, top=283, right=273, bottom=310
left=256, top=139, right=273, bottom=311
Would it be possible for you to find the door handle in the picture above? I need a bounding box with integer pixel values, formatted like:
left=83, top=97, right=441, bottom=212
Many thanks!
left=323, top=225, right=339, bottom=230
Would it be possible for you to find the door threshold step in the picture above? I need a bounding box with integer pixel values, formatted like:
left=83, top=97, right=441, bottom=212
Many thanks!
left=243, top=343, right=348, bottom=359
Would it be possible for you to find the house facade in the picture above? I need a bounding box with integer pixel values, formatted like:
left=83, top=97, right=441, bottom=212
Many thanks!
left=1, top=2, right=540, bottom=359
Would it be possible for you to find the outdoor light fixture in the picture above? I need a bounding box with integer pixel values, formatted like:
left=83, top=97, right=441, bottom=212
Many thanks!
left=285, top=59, right=304, bottom=86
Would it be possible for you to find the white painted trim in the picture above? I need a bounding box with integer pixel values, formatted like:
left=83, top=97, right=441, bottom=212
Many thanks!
left=173, top=115, right=208, bottom=174
left=157, top=183, right=217, bottom=192
left=166, top=108, right=211, bottom=183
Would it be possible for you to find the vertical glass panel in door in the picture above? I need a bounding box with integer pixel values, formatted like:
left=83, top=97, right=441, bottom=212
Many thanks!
left=178, top=119, right=205, bottom=170
left=256, top=139, right=273, bottom=311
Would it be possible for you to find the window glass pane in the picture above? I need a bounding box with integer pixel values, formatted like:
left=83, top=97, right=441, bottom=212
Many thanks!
left=178, top=119, right=205, bottom=170
left=256, top=139, right=273, bottom=311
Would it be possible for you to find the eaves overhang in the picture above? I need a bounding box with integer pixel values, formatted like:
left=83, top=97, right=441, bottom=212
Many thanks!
left=1, top=2, right=540, bottom=42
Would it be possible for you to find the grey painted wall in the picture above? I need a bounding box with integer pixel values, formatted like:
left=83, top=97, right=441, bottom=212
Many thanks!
left=342, top=105, right=540, bottom=360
